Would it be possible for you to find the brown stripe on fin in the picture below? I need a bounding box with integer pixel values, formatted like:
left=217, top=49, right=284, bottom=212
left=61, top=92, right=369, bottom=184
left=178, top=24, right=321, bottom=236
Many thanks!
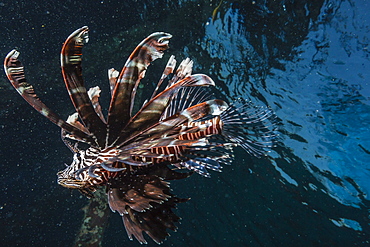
left=129, top=99, right=228, bottom=141
left=66, top=112, right=89, bottom=133
left=87, top=86, right=106, bottom=123
left=150, top=55, right=177, bottom=99
left=120, top=137, right=209, bottom=155
left=61, top=26, right=107, bottom=147
left=168, top=57, right=193, bottom=87
left=4, top=49, right=95, bottom=145
left=114, top=74, right=215, bottom=146
left=108, top=68, right=119, bottom=96
left=107, top=32, right=172, bottom=145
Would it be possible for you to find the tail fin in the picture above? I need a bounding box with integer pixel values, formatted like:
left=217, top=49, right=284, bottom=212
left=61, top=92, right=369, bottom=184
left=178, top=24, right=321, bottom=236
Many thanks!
left=220, top=99, right=277, bottom=157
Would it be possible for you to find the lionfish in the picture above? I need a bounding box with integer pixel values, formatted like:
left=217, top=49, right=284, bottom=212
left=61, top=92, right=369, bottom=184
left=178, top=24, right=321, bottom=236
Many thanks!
left=4, top=26, right=275, bottom=244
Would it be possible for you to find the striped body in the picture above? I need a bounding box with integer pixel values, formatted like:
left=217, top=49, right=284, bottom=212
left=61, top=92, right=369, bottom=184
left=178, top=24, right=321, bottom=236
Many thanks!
left=4, top=27, right=276, bottom=244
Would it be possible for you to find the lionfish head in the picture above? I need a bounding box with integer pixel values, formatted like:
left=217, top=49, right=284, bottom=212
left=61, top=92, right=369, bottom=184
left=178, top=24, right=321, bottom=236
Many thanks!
left=57, top=166, right=96, bottom=199
left=56, top=146, right=120, bottom=191
left=56, top=151, right=96, bottom=190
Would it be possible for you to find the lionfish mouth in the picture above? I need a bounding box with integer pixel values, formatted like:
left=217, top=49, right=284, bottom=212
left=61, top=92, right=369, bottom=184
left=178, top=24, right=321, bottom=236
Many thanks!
left=57, top=177, right=86, bottom=189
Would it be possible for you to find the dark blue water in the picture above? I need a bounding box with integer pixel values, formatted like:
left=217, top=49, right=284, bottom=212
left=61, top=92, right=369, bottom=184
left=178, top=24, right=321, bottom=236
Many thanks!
left=0, top=0, right=369, bottom=246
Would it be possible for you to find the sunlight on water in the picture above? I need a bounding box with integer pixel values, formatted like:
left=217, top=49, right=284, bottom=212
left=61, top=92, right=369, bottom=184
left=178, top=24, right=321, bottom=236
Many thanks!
left=202, top=0, right=370, bottom=232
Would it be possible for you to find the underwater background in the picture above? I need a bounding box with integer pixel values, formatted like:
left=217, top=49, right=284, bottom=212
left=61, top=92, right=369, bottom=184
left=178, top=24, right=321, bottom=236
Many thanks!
left=0, top=0, right=369, bottom=246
